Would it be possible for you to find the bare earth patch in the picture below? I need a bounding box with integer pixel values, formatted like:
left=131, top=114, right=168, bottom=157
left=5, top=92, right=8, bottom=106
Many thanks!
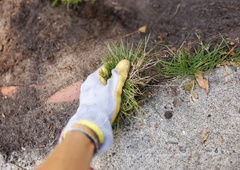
left=0, top=0, right=239, bottom=169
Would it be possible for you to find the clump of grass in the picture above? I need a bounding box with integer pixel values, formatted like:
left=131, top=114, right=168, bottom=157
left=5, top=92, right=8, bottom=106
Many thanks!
left=157, top=36, right=240, bottom=78
left=52, top=0, right=94, bottom=7
left=102, top=36, right=239, bottom=127
left=101, top=38, right=158, bottom=127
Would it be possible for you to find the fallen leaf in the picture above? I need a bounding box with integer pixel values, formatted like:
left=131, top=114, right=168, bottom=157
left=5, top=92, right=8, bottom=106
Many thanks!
left=194, top=72, right=209, bottom=94
left=229, top=61, right=240, bottom=66
left=226, top=39, right=236, bottom=46
left=217, top=60, right=228, bottom=67
left=182, top=81, right=199, bottom=102
left=138, top=24, right=147, bottom=33
left=202, top=132, right=209, bottom=143
left=217, top=60, right=240, bottom=67
left=190, top=90, right=198, bottom=102
left=182, top=81, right=195, bottom=91
left=157, top=32, right=168, bottom=42
left=221, top=45, right=237, bottom=56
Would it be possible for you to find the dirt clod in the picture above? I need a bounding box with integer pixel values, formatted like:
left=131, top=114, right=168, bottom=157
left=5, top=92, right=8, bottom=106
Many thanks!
left=164, top=111, right=173, bottom=119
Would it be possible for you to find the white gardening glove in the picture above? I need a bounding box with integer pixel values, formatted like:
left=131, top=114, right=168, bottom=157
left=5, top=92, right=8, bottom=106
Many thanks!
left=60, top=59, right=130, bottom=155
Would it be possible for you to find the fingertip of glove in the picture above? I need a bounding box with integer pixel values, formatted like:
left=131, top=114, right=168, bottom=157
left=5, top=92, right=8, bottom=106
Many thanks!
left=115, top=59, right=130, bottom=78
left=99, top=66, right=108, bottom=85
left=100, top=77, right=107, bottom=85
left=99, top=66, right=109, bottom=76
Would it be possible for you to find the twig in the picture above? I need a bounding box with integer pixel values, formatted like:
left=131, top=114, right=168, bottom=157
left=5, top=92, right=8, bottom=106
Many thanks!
left=172, top=3, right=181, bottom=17
left=9, top=163, right=25, bottom=170
left=122, top=30, right=138, bottom=39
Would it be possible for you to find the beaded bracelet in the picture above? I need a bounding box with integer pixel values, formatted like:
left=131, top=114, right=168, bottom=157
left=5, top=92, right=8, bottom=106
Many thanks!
left=68, top=126, right=100, bottom=153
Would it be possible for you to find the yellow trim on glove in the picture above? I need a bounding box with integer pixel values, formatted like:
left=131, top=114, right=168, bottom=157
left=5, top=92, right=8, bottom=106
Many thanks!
left=98, top=59, right=130, bottom=125
left=111, top=59, right=130, bottom=124
left=99, top=66, right=108, bottom=85
left=77, top=120, right=104, bottom=144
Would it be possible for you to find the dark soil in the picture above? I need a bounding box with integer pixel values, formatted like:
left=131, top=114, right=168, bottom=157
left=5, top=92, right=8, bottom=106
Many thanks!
left=0, top=0, right=239, bottom=166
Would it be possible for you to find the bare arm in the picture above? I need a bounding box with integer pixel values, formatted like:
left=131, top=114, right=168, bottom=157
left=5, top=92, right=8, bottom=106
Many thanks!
left=36, top=130, right=94, bottom=170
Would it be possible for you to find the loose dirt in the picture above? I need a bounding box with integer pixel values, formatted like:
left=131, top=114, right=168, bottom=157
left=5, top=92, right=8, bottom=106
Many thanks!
left=0, top=0, right=239, bottom=168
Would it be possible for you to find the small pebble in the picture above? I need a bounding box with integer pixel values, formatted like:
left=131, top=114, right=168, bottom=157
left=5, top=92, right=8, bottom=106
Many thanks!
left=164, top=111, right=173, bottom=119
left=179, top=146, right=186, bottom=153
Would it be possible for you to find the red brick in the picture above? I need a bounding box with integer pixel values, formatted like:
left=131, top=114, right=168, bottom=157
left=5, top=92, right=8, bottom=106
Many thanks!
left=46, top=80, right=83, bottom=103
left=1, top=86, right=18, bottom=99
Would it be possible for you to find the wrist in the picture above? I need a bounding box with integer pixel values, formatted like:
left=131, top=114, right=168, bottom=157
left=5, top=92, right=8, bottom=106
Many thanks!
left=76, top=120, right=104, bottom=145
left=65, top=123, right=100, bottom=153
left=72, top=124, right=98, bottom=141
left=64, top=107, right=114, bottom=155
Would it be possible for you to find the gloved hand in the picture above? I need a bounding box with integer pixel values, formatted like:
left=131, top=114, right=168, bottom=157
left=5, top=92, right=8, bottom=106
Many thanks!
left=60, top=59, right=130, bottom=155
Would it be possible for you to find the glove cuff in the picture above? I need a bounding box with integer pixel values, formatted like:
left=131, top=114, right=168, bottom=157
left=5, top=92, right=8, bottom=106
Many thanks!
left=76, top=120, right=104, bottom=144
left=63, top=106, right=113, bottom=155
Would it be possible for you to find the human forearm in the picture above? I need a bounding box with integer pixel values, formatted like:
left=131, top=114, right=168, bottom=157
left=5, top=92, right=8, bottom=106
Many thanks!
left=36, top=131, right=94, bottom=170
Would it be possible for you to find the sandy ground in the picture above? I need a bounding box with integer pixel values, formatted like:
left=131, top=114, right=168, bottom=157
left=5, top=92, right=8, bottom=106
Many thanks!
left=1, top=66, right=240, bottom=169
left=1, top=0, right=240, bottom=169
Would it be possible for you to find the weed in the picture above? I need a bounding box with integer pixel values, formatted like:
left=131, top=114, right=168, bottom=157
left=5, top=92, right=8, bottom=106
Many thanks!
left=100, top=37, right=158, bottom=127
left=101, top=36, right=240, bottom=127
left=52, top=0, right=94, bottom=7
left=157, top=36, right=240, bottom=78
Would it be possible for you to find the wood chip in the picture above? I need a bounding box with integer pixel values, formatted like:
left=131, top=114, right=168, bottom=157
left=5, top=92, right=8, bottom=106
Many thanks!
left=138, top=24, right=147, bottom=33
left=202, top=132, right=209, bottom=143
left=1, top=112, right=5, bottom=118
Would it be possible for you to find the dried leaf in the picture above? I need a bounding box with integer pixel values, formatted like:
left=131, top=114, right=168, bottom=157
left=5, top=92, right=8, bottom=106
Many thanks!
left=228, top=46, right=236, bottom=56
left=227, top=40, right=235, bottom=46
left=222, top=45, right=237, bottom=56
left=217, top=60, right=240, bottom=67
left=202, top=132, right=209, bottom=143
left=230, top=61, right=240, bottom=66
left=190, top=90, right=198, bottom=102
left=182, top=81, right=194, bottom=91
left=138, top=24, right=147, bottom=33
left=194, top=72, right=209, bottom=94
left=157, top=32, right=168, bottom=42
left=217, top=60, right=228, bottom=67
